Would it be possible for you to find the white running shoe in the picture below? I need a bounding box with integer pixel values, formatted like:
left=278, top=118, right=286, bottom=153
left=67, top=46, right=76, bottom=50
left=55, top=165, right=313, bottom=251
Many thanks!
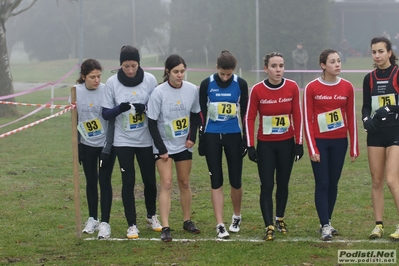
left=97, top=222, right=111, bottom=239
left=216, top=224, right=230, bottom=239
left=82, top=217, right=99, bottom=234
left=229, top=214, right=241, bottom=233
left=127, top=225, right=140, bottom=239
left=146, top=215, right=162, bottom=232
left=320, top=224, right=333, bottom=241
left=329, top=222, right=338, bottom=236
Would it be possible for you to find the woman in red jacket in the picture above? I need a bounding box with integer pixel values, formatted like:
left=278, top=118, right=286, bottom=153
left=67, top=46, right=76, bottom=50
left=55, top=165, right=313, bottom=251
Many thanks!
left=245, top=52, right=303, bottom=241
left=303, top=49, right=359, bottom=241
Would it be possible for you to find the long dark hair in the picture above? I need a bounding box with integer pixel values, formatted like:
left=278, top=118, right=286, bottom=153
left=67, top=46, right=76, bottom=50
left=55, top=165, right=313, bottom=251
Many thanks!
left=370, top=36, right=398, bottom=68
left=162, top=54, right=187, bottom=82
left=76, top=59, right=102, bottom=84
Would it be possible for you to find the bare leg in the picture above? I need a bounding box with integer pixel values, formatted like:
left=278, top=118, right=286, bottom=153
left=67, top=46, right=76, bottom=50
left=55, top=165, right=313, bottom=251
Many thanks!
left=368, top=146, right=386, bottom=222
left=176, top=160, right=193, bottom=221
left=212, top=187, right=224, bottom=224
left=385, top=146, right=399, bottom=216
left=157, top=158, right=173, bottom=227
left=231, top=187, right=242, bottom=216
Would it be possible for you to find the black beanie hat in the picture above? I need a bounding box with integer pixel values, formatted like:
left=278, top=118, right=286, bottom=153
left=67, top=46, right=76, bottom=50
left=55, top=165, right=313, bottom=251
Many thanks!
left=119, top=45, right=140, bottom=65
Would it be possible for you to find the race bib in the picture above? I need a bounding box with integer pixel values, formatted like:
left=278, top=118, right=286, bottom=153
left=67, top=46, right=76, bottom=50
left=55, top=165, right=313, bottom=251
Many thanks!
left=262, top=114, right=290, bottom=135
left=77, top=118, right=104, bottom=141
left=317, top=108, right=344, bottom=133
left=164, top=116, right=189, bottom=139
left=371, top=93, right=396, bottom=115
left=208, top=102, right=237, bottom=121
left=122, top=111, right=146, bottom=131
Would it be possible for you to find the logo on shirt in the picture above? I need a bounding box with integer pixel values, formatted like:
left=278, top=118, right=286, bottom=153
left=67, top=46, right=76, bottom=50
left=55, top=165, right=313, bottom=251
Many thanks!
left=260, top=99, right=277, bottom=104
left=314, top=95, right=347, bottom=100
left=168, top=100, right=187, bottom=112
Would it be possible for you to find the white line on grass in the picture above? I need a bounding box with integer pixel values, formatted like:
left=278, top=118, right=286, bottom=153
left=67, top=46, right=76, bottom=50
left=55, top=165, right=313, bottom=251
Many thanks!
left=83, top=237, right=394, bottom=243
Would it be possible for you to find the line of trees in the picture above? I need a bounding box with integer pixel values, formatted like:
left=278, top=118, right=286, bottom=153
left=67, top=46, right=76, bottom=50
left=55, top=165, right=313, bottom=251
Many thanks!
left=7, top=0, right=330, bottom=69
left=1, top=0, right=331, bottom=116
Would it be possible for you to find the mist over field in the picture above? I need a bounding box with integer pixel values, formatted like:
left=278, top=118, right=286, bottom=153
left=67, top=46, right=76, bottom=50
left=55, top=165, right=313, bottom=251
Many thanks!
left=5, top=0, right=399, bottom=72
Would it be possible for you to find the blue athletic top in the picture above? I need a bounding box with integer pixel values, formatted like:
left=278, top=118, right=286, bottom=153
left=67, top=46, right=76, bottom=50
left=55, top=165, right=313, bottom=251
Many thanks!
left=204, top=74, right=243, bottom=134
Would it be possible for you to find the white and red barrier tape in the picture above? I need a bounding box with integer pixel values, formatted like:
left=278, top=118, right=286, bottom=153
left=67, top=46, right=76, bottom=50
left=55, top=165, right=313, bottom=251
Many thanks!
left=0, top=101, right=69, bottom=109
left=0, top=104, right=75, bottom=139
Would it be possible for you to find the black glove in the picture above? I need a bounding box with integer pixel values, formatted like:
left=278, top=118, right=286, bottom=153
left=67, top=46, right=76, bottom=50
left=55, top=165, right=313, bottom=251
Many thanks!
left=119, top=102, right=131, bottom=112
left=374, top=105, right=391, bottom=121
left=198, top=127, right=206, bottom=156
left=99, top=152, right=110, bottom=168
left=78, top=143, right=84, bottom=165
left=248, top=146, right=258, bottom=163
left=240, top=136, right=248, bottom=158
left=362, top=116, right=377, bottom=133
left=132, top=103, right=146, bottom=115
left=294, top=144, right=304, bottom=162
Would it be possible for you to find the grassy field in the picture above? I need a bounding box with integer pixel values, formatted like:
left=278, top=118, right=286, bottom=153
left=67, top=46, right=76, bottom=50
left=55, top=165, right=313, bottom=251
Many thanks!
left=9, top=55, right=374, bottom=89
left=1, top=57, right=398, bottom=265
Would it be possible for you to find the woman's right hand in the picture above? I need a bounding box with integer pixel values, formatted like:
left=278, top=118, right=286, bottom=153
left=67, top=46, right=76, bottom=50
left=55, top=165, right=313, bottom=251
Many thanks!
left=310, top=153, right=320, bottom=162
left=160, top=153, right=169, bottom=162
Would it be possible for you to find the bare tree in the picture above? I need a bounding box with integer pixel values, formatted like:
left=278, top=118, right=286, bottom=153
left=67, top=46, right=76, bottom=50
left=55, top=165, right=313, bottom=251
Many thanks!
left=0, top=0, right=37, bottom=116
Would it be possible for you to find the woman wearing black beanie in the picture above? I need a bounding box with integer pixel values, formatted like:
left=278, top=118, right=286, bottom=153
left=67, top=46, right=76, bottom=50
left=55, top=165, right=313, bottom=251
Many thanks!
left=101, top=45, right=161, bottom=239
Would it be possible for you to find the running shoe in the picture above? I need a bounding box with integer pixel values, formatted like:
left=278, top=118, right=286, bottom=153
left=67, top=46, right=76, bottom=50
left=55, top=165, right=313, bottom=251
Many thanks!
left=97, top=222, right=111, bottom=239
left=183, top=220, right=201, bottom=234
left=161, top=227, right=172, bottom=242
left=275, top=218, right=288, bottom=234
left=319, top=223, right=338, bottom=236
left=320, top=224, right=333, bottom=241
left=216, top=224, right=230, bottom=239
left=126, top=225, right=139, bottom=239
left=146, top=215, right=162, bottom=232
left=263, top=225, right=275, bottom=241
left=229, top=215, right=241, bottom=233
left=369, top=224, right=384, bottom=239
left=389, top=224, right=399, bottom=241
left=82, top=217, right=99, bottom=234
left=329, top=222, right=338, bottom=236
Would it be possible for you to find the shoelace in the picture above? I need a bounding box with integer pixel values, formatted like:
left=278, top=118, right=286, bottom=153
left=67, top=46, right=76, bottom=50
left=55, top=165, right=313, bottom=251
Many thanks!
left=86, top=219, right=97, bottom=228
left=278, top=221, right=286, bottom=229
left=321, top=226, right=331, bottom=236
left=266, top=228, right=274, bottom=238
left=218, top=225, right=226, bottom=233
left=186, top=221, right=195, bottom=230
left=232, top=218, right=240, bottom=228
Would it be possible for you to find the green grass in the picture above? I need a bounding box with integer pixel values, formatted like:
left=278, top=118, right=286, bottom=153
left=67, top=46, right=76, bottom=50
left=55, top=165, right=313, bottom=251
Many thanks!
left=1, top=59, right=398, bottom=265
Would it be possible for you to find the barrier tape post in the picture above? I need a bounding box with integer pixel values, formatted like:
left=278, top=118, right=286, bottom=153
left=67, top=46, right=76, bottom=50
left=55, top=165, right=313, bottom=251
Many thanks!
left=51, top=84, right=54, bottom=115
left=70, top=86, right=82, bottom=238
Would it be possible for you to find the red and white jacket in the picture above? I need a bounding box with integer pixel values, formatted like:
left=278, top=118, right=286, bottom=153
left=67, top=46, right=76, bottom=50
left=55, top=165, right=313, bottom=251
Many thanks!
left=303, top=77, right=359, bottom=157
left=245, top=78, right=303, bottom=147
